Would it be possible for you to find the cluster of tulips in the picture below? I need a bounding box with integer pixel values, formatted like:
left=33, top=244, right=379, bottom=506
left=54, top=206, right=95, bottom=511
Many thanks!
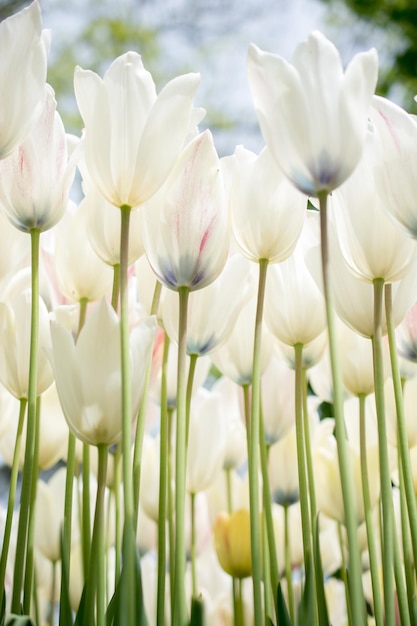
left=2, top=1, right=417, bottom=625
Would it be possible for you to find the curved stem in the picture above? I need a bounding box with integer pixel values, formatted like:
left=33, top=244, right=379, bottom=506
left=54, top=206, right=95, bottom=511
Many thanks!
left=248, top=258, right=268, bottom=626
left=173, top=286, right=190, bottom=626
left=372, top=278, right=395, bottom=625
left=190, top=492, right=198, bottom=599
left=156, top=332, right=170, bottom=626
left=259, top=408, right=278, bottom=612
left=185, top=353, right=198, bottom=447
left=11, top=227, right=41, bottom=613
left=318, top=191, right=365, bottom=625
left=111, top=263, right=120, bottom=312
left=0, top=397, right=27, bottom=604
left=385, top=283, right=417, bottom=567
left=284, top=505, right=295, bottom=624
left=358, top=393, right=383, bottom=626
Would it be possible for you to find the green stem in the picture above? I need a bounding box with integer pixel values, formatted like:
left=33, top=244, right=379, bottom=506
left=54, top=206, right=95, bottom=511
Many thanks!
left=60, top=431, right=76, bottom=570
left=259, top=409, right=278, bottom=612
left=23, top=395, right=41, bottom=614
left=358, top=393, right=383, bottom=626
left=248, top=258, right=268, bottom=626
left=84, top=444, right=108, bottom=626
left=167, top=407, right=175, bottom=610
left=190, top=492, right=198, bottom=599
left=372, top=278, right=395, bottom=625
left=185, top=354, right=198, bottom=447
left=113, top=443, right=122, bottom=587
left=294, top=344, right=312, bottom=564
left=225, top=468, right=233, bottom=514
left=393, top=515, right=411, bottom=626
left=78, top=297, right=88, bottom=336
left=284, top=505, right=295, bottom=624
left=385, top=283, right=417, bottom=568
left=337, top=522, right=353, bottom=626
left=318, top=191, right=366, bottom=625
left=11, top=228, right=41, bottom=613
left=0, top=398, right=27, bottom=605
left=49, top=561, right=57, bottom=626
left=119, top=204, right=136, bottom=623
left=173, top=286, right=190, bottom=626
left=237, top=578, right=245, bottom=626
left=82, top=443, right=91, bottom=580
left=156, top=332, right=170, bottom=626
left=398, top=447, right=417, bottom=626
left=111, top=263, right=120, bottom=311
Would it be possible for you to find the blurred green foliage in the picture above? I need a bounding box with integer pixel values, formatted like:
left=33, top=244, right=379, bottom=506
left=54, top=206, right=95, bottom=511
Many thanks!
left=321, top=0, right=417, bottom=109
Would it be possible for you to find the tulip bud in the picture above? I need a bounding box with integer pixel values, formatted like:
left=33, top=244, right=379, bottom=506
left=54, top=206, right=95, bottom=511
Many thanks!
left=213, top=509, right=252, bottom=578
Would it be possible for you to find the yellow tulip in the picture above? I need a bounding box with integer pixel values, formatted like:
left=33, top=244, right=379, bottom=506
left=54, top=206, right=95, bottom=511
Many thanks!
left=213, top=509, right=252, bottom=579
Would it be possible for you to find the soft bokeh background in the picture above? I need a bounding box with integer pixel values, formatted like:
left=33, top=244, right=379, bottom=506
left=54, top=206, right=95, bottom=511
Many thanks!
left=1, top=0, right=416, bottom=156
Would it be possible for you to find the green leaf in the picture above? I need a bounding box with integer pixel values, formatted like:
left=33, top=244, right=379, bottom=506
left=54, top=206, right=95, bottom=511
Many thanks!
left=59, top=528, right=74, bottom=626
left=297, top=552, right=315, bottom=626
left=313, top=518, right=330, bottom=626
left=1, top=587, right=5, bottom=626
left=276, top=582, right=294, bottom=626
left=106, top=524, right=148, bottom=626
left=4, top=616, right=35, bottom=626
left=189, top=595, right=205, bottom=625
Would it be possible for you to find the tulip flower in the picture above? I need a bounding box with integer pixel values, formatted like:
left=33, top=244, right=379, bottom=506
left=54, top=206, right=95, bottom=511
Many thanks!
left=0, top=87, right=75, bottom=233
left=186, top=389, right=227, bottom=494
left=0, top=1, right=48, bottom=160
left=161, top=254, right=253, bottom=355
left=84, top=184, right=144, bottom=266
left=74, top=52, right=200, bottom=209
left=314, top=433, right=380, bottom=525
left=50, top=299, right=156, bottom=446
left=140, top=129, right=230, bottom=292
left=247, top=31, right=378, bottom=196
left=211, top=294, right=274, bottom=386
left=265, top=211, right=326, bottom=346
left=371, top=95, right=417, bottom=239
left=331, top=139, right=417, bottom=285
left=0, top=290, right=53, bottom=400
left=213, top=509, right=252, bottom=579
left=227, top=145, right=306, bottom=263
left=53, top=203, right=113, bottom=303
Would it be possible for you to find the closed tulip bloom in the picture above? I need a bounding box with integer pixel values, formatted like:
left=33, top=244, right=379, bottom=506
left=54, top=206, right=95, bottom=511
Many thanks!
left=84, top=184, right=143, bottom=266
left=261, top=353, right=295, bottom=445
left=0, top=290, right=53, bottom=399
left=50, top=299, right=156, bottom=446
left=53, top=203, right=113, bottom=303
left=265, top=211, right=326, bottom=346
left=0, top=87, right=75, bottom=233
left=314, top=433, right=380, bottom=525
left=0, top=1, right=48, bottom=159
left=371, top=95, right=417, bottom=238
left=74, top=52, right=200, bottom=209
left=141, top=130, right=230, bottom=292
left=213, top=509, right=252, bottom=578
left=247, top=32, right=378, bottom=196
left=229, top=146, right=306, bottom=263
left=161, top=254, right=253, bottom=355
left=186, top=389, right=227, bottom=494
left=331, top=139, right=417, bottom=284
left=211, top=294, right=274, bottom=386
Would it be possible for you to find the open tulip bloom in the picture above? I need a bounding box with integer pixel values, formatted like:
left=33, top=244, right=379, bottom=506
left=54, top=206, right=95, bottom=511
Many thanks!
left=4, top=4, right=417, bottom=626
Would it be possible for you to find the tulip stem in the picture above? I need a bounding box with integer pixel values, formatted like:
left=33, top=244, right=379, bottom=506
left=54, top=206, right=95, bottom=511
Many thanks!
left=173, top=286, right=190, bottom=626
left=118, top=204, right=138, bottom=624
left=259, top=410, right=278, bottom=612
left=167, top=407, right=175, bottom=608
left=358, top=393, right=383, bottom=626
left=156, top=332, right=170, bottom=626
left=372, top=278, right=395, bottom=626
left=82, top=443, right=91, bottom=580
left=185, top=353, right=198, bottom=446
left=318, top=191, right=366, bottom=625
left=190, top=492, right=198, bottom=598
left=284, top=504, right=295, bottom=624
left=49, top=560, right=57, bottom=626
left=113, top=443, right=122, bottom=585
left=0, top=397, right=27, bottom=607
left=11, top=227, right=41, bottom=613
left=111, top=263, right=120, bottom=311
left=248, top=257, right=268, bottom=626
left=385, top=283, right=417, bottom=568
